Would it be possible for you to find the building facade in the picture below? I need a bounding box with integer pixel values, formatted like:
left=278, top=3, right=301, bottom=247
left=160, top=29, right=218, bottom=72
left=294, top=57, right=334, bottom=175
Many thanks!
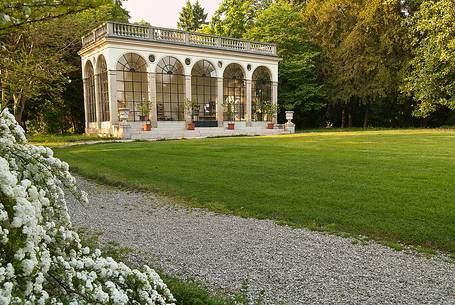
left=79, top=22, right=293, bottom=139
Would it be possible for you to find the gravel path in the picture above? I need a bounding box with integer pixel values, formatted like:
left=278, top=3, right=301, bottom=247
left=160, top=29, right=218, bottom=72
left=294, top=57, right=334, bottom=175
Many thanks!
left=67, top=178, right=455, bottom=305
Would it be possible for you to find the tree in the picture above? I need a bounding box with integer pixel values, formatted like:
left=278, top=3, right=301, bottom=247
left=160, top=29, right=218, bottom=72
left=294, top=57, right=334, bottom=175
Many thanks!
left=402, top=0, right=455, bottom=117
left=201, top=0, right=272, bottom=38
left=0, top=0, right=129, bottom=130
left=177, top=0, right=208, bottom=32
left=0, top=0, right=108, bottom=33
left=244, top=0, right=324, bottom=118
left=304, top=0, right=408, bottom=127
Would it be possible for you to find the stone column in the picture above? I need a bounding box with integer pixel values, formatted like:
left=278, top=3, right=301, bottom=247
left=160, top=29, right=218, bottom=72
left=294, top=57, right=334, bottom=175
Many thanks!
left=148, top=73, right=158, bottom=128
left=217, top=77, right=224, bottom=126
left=82, top=78, right=89, bottom=133
left=245, top=79, right=252, bottom=127
left=272, top=82, right=278, bottom=124
left=185, top=75, right=192, bottom=123
left=107, top=70, right=118, bottom=125
left=94, top=74, right=102, bottom=129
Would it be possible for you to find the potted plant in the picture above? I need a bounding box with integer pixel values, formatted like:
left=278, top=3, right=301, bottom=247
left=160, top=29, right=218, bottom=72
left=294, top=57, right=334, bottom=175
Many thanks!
left=184, top=98, right=197, bottom=130
left=138, top=101, right=152, bottom=131
left=263, top=101, right=278, bottom=129
left=223, top=96, right=236, bottom=130
left=254, top=98, right=264, bottom=122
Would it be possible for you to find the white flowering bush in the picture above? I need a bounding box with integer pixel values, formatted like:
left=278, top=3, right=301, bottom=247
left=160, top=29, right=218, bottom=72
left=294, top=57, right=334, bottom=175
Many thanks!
left=0, top=108, right=175, bottom=304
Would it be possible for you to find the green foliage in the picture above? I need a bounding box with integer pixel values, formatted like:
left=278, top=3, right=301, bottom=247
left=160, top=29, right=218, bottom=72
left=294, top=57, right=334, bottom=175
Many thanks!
left=402, top=0, right=455, bottom=117
left=0, top=0, right=109, bottom=33
left=201, top=0, right=271, bottom=38
left=177, top=0, right=208, bottom=32
left=0, top=0, right=129, bottom=131
left=222, top=96, right=236, bottom=121
left=304, top=0, right=408, bottom=126
left=245, top=1, right=324, bottom=115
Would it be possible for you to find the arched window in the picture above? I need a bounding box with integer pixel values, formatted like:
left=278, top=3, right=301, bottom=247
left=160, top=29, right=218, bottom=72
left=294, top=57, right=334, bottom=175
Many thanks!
left=223, top=64, right=245, bottom=121
left=116, top=53, right=148, bottom=122
left=97, top=55, right=109, bottom=122
left=191, top=60, right=217, bottom=121
left=156, top=56, right=185, bottom=121
left=252, top=66, right=272, bottom=121
left=84, top=61, right=96, bottom=123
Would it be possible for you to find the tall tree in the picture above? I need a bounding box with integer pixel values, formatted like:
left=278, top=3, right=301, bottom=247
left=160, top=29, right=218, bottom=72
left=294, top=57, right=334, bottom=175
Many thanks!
left=402, top=0, right=455, bottom=118
left=0, top=1, right=129, bottom=130
left=201, top=0, right=272, bottom=38
left=245, top=0, right=324, bottom=116
left=177, top=0, right=208, bottom=32
left=0, top=0, right=107, bottom=33
left=304, top=0, right=408, bottom=127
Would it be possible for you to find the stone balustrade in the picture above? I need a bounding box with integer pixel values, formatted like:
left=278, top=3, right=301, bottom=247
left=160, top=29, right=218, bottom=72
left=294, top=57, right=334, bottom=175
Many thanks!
left=81, top=22, right=277, bottom=56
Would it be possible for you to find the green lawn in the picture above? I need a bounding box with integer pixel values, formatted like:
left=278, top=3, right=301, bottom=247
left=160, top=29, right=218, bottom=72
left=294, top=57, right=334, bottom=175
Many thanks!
left=55, top=130, right=455, bottom=255
left=28, top=134, right=113, bottom=147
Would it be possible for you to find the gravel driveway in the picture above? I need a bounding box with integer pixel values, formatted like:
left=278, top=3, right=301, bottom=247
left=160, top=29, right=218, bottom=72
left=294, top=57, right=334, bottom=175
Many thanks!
left=67, top=178, right=455, bottom=305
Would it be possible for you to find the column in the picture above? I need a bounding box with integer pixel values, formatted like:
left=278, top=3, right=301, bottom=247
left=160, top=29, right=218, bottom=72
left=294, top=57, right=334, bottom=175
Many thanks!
left=245, top=79, right=252, bottom=127
left=94, top=74, right=102, bottom=129
left=82, top=78, right=89, bottom=133
left=217, top=77, right=224, bottom=126
left=107, top=70, right=118, bottom=125
left=148, top=73, right=158, bottom=128
left=272, top=82, right=278, bottom=124
left=185, top=75, right=192, bottom=123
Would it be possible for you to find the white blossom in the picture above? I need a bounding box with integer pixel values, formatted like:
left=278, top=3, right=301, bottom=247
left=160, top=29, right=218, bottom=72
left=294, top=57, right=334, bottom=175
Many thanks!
left=0, top=108, right=175, bottom=304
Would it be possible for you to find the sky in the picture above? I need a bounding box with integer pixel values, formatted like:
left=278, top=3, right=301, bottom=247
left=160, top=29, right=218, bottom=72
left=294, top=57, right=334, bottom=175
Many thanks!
left=123, top=0, right=221, bottom=28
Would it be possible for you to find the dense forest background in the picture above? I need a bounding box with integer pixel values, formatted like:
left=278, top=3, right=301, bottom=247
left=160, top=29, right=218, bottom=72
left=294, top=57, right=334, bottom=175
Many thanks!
left=1, top=0, right=454, bottom=133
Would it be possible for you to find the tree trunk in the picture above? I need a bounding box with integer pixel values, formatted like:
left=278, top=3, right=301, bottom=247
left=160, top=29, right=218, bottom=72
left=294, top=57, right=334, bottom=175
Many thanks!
left=341, top=107, right=345, bottom=128
left=348, top=111, right=353, bottom=128
left=363, top=103, right=369, bottom=128
left=13, top=94, right=26, bottom=125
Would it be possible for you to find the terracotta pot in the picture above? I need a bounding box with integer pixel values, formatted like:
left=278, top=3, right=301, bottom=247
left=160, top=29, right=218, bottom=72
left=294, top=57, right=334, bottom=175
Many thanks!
left=267, top=122, right=274, bottom=129
left=227, top=122, right=235, bottom=130
left=143, top=123, right=152, bottom=131
left=187, top=122, right=195, bottom=130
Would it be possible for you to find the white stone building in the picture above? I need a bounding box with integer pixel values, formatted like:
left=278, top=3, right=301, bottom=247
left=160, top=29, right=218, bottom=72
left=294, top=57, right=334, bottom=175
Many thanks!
left=79, top=22, right=294, bottom=139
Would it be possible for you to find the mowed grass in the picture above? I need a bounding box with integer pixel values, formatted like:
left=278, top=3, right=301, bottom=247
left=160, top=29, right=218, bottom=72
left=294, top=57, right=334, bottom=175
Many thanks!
left=55, top=130, right=455, bottom=255
left=28, top=134, right=113, bottom=147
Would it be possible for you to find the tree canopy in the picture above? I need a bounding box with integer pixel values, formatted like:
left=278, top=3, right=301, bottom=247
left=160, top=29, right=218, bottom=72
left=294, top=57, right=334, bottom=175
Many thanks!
left=0, top=0, right=129, bottom=132
left=201, top=0, right=272, bottom=38
left=402, top=0, right=455, bottom=117
left=245, top=0, right=324, bottom=113
left=177, top=0, right=208, bottom=32
left=2, top=0, right=454, bottom=133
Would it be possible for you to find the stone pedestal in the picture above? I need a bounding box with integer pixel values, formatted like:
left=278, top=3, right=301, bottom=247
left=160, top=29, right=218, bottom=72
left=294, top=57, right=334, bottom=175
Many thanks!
left=285, top=110, right=295, bottom=134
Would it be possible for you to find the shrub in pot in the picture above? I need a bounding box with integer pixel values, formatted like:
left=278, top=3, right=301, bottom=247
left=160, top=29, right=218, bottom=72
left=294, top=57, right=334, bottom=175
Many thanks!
left=184, top=98, right=198, bottom=130
left=263, top=101, right=278, bottom=129
left=223, top=96, right=236, bottom=130
left=138, top=101, right=152, bottom=131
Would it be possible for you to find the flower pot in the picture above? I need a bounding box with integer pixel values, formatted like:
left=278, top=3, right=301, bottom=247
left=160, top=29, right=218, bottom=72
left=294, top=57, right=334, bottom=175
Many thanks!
left=187, top=122, right=195, bottom=130
left=267, top=122, right=274, bottom=129
left=143, top=123, right=152, bottom=131
left=227, top=122, right=235, bottom=130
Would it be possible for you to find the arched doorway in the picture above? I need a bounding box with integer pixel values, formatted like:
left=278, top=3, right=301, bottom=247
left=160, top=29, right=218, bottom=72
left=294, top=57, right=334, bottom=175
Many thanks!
left=223, top=63, right=245, bottom=121
left=84, top=61, right=96, bottom=123
left=97, top=55, right=109, bottom=122
left=252, top=66, right=272, bottom=121
left=191, top=60, right=217, bottom=125
left=156, top=56, right=185, bottom=121
left=116, top=53, right=148, bottom=122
